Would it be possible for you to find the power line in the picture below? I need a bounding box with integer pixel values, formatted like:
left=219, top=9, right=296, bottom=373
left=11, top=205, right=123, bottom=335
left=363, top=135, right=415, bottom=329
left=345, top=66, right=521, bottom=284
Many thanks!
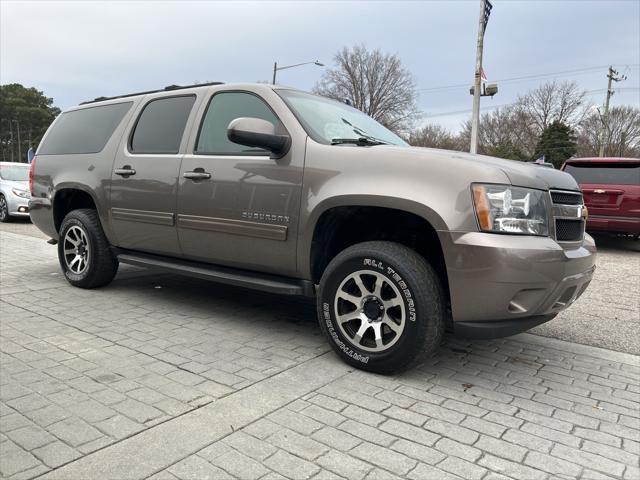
left=422, top=88, right=639, bottom=119
left=424, top=103, right=509, bottom=118
left=418, top=64, right=640, bottom=93
left=584, top=87, right=639, bottom=94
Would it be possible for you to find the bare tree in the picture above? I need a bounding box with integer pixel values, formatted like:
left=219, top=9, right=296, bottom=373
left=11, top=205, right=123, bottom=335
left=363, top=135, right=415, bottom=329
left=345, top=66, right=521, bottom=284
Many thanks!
left=408, top=124, right=464, bottom=151
left=459, top=106, right=532, bottom=158
left=314, top=45, right=420, bottom=135
left=515, top=81, right=589, bottom=131
left=455, top=81, right=590, bottom=159
left=577, top=106, right=640, bottom=157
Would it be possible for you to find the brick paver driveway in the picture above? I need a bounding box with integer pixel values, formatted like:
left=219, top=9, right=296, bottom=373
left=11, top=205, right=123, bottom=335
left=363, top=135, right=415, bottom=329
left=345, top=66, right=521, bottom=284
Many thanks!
left=1, top=229, right=639, bottom=480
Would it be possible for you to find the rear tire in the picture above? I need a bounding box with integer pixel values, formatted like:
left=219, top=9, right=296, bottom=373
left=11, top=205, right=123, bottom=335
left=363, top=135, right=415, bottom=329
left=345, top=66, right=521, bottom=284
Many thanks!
left=317, top=241, right=445, bottom=374
left=0, top=195, right=12, bottom=223
left=58, top=209, right=118, bottom=288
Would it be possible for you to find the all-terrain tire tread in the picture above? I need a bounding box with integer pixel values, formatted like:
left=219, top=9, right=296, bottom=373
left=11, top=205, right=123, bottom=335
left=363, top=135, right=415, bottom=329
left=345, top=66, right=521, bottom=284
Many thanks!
left=59, top=209, right=118, bottom=288
left=318, top=240, right=445, bottom=374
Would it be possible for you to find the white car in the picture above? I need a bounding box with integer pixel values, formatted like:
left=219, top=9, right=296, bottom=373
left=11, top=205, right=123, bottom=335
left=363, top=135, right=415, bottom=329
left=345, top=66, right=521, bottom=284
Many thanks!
left=0, top=162, right=31, bottom=222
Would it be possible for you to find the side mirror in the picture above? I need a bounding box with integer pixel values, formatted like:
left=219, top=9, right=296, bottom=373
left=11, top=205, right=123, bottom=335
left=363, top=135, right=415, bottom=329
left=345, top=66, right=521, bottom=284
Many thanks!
left=227, top=117, right=291, bottom=158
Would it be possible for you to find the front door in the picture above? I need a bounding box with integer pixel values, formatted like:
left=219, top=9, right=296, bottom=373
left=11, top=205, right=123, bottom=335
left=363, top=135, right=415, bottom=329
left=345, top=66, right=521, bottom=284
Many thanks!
left=177, top=91, right=303, bottom=276
left=109, top=95, right=197, bottom=256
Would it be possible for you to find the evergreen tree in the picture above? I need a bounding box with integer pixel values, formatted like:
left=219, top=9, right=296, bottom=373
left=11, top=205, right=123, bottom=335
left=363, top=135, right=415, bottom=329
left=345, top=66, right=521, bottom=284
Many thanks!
left=489, top=141, right=528, bottom=161
left=533, top=121, right=577, bottom=168
left=0, top=84, right=60, bottom=162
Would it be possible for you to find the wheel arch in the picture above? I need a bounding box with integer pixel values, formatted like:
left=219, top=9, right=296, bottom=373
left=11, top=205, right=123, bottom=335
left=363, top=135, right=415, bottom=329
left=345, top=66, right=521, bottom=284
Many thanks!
left=52, top=185, right=100, bottom=232
left=302, top=196, right=451, bottom=313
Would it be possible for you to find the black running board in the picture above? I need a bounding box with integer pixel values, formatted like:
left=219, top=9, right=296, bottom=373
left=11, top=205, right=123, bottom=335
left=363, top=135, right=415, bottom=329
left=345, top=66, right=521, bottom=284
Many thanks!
left=114, top=250, right=314, bottom=297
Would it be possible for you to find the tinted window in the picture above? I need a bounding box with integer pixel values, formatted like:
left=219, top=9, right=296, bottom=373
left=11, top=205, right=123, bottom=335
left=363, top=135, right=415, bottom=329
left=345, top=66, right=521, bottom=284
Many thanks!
left=38, top=102, right=132, bottom=155
left=0, top=165, right=29, bottom=181
left=564, top=163, right=640, bottom=186
left=196, top=92, right=280, bottom=154
left=130, top=96, right=195, bottom=154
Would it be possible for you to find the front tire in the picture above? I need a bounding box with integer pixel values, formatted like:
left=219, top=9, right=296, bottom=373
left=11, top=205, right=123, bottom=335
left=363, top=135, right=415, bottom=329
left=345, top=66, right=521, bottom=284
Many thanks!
left=0, top=195, right=12, bottom=223
left=58, top=209, right=118, bottom=288
left=317, top=241, right=445, bottom=374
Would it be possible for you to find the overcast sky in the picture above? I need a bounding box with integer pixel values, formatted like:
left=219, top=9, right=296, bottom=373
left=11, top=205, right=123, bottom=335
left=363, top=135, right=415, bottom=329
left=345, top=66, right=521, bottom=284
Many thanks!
left=1, top=0, right=639, bottom=131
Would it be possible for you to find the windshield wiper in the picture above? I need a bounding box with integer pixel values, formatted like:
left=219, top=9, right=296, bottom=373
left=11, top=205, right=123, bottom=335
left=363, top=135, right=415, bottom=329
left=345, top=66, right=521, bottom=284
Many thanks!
left=331, top=137, right=388, bottom=146
left=340, top=118, right=390, bottom=145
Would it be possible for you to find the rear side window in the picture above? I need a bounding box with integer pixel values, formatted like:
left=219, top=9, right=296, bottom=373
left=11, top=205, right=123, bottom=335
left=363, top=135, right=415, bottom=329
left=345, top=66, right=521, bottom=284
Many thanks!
left=38, top=102, right=132, bottom=155
left=564, top=163, right=640, bottom=185
left=130, top=95, right=196, bottom=154
left=196, top=92, right=281, bottom=155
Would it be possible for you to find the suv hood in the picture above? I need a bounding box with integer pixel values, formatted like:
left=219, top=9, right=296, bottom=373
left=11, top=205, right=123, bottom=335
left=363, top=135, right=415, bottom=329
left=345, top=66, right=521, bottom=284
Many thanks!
left=449, top=151, right=580, bottom=191
left=380, top=145, right=581, bottom=192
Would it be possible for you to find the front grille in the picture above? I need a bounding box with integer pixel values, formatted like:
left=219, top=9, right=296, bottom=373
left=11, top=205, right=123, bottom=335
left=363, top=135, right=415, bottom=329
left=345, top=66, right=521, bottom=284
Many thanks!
left=555, top=219, right=583, bottom=241
left=550, top=190, right=585, bottom=242
left=551, top=191, right=583, bottom=205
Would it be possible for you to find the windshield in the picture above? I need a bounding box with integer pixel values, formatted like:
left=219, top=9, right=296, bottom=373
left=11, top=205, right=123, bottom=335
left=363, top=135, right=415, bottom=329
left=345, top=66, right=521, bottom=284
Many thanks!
left=277, top=90, right=407, bottom=146
left=0, top=164, right=29, bottom=181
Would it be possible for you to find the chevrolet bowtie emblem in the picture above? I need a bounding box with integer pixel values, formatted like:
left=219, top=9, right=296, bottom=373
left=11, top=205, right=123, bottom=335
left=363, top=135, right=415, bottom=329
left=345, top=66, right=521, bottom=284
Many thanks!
left=594, top=189, right=606, bottom=194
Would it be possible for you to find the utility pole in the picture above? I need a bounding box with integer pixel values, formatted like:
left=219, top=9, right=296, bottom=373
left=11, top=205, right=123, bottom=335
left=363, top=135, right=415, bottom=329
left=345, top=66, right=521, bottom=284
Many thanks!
left=13, top=120, right=22, bottom=162
left=272, top=62, right=278, bottom=85
left=470, top=0, right=493, bottom=154
left=5, top=119, right=14, bottom=162
left=598, top=66, right=626, bottom=157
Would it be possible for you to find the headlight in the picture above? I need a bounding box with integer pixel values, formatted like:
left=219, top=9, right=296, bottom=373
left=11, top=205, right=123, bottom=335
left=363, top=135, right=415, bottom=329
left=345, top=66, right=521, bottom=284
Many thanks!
left=12, top=188, right=30, bottom=199
left=472, top=184, right=549, bottom=236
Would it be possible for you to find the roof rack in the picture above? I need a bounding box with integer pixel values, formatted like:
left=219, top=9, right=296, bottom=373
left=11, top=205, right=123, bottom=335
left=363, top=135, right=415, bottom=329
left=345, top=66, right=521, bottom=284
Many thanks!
left=79, top=81, right=224, bottom=105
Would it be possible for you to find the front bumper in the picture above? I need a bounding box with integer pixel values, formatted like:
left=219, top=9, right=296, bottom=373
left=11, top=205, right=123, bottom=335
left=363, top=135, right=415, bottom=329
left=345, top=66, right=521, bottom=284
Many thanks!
left=6, top=194, right=30, bottom=217
left=438, top=231, right=596, bottom=337
left=453, top=314, right=557, bottom=339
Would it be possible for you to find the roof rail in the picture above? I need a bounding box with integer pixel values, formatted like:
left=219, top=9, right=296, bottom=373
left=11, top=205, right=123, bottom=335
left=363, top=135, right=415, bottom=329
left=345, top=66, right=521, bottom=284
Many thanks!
left=79, top=81, right=224, bottom=105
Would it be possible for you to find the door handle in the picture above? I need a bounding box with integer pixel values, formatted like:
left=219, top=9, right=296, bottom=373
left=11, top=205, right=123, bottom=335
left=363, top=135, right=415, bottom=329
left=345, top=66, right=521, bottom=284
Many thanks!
left=114, top=166, right=136, bottom=177
left=183, top=170, right=211, bottom=180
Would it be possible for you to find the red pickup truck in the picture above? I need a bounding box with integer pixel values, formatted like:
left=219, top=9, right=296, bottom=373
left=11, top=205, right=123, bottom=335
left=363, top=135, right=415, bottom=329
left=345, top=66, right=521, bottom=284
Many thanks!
left=562, top=157, right=640, bottom=237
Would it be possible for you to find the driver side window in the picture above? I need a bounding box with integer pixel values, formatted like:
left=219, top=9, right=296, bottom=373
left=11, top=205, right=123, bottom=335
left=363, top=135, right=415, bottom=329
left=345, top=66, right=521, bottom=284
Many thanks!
left=195, top=92, right=280, bottom=155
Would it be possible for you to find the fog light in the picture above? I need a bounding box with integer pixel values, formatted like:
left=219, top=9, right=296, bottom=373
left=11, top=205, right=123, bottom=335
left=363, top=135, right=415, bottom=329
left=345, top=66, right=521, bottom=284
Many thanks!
left=18, top=207, right=28, bottom=213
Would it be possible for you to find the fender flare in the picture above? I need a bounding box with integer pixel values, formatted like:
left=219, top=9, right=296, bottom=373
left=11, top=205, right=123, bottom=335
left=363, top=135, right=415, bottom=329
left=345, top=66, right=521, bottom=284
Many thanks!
left=52, top=183, right=114, bottom=242
left=298, top=194, right=448, bottom=278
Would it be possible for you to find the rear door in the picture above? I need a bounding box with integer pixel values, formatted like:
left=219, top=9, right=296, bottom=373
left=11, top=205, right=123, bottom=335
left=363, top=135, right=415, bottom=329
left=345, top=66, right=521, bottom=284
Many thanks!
left=109, top=94, right=198, bottom=255
left=564, top=160, right=640, bottom=218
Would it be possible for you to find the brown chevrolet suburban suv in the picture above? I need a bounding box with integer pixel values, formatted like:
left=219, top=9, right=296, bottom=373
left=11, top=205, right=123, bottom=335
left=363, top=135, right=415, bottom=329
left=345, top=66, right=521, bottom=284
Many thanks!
left=29, top=82, right=596, bottom=373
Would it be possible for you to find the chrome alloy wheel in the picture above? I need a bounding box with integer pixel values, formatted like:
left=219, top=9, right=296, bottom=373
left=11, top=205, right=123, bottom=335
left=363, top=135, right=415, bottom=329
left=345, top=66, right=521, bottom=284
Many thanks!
left=333, top=270, right=406, bottom=352
left=63, top=225, right=90, bottom=275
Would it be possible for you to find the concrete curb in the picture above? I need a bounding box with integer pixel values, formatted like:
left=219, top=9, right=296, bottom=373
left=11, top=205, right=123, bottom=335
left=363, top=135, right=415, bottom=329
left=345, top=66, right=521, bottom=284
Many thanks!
left=519, top=333, right=639, bottom=366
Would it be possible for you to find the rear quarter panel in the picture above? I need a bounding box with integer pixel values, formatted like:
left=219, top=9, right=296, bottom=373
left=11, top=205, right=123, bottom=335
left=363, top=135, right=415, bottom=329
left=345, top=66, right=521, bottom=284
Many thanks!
left=31, top=99, right=142, bottom=241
